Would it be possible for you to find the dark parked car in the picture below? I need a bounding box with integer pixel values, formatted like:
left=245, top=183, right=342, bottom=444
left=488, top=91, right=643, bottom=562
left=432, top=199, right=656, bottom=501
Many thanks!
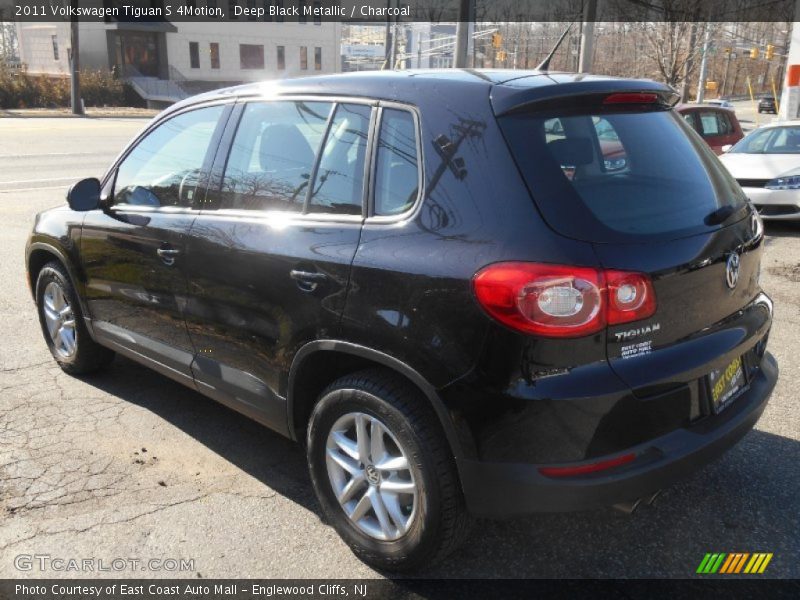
left=26, top=70, right=777, bottom=571
left=759, top=94, right=777, bottom=114
left=676, top=103, right=745, bottom=154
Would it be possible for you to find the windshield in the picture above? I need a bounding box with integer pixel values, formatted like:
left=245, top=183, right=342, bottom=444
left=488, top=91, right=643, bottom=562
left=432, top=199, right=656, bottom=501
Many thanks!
left=730, top=126, right=800, bottom=154
left=498, top=108, right=747, bottom=243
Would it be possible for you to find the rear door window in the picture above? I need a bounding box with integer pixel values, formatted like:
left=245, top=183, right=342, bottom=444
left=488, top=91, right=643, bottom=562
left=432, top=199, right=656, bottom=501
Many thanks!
left=307, top=103, right=371, bottom=216
left=219, top=101, right=332, bottom=212
left=499, top=108, right=747, bottom=242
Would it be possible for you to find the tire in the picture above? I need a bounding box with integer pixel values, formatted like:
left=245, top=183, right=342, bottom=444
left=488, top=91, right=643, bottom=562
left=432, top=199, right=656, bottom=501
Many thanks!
left=35, top=261, right=114, bottom=375
left=306, top=368, right=471, bottom=572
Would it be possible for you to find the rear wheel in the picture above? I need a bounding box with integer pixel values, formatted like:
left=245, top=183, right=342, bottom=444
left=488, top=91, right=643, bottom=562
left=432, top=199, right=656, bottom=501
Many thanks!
left=306, top=368, right=470, bottom=571
left=35, top=261, right=114, bottom=374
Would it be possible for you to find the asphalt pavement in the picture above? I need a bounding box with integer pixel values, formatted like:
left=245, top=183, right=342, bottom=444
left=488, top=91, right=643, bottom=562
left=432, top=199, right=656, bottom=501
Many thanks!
left=0, top=115, right=798, bottom=579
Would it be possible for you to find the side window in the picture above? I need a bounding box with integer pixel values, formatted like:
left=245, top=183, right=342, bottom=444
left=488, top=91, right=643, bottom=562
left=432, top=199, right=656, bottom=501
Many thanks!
left=220, top=101, right=331, bottom=212
left=717, top=112, right=733, bottom=135
left=308, top=103, right=371, bottom=216
left=373, top=109, right=419, bottom=217
left=682, top=112, right=697, bottom=131
left=699, top=111, right=721, bottom=136
left=113, top=105, right=225, bottom=208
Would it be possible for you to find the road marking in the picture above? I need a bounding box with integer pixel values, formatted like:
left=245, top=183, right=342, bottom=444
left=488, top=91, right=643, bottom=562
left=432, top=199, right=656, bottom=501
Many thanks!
left=0, top=152, right=103, bottom=159
left=0, top=184, right=71, bottom=194
left=0, top=175, right=95, bottom=185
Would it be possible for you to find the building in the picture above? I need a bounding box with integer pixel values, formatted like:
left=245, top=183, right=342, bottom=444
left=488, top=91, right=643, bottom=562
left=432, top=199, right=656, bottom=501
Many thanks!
left=340, top=23, right=459, bottom=72
left=340, top=24, right=385, bottom=72
left=780, top=2, right=800, bottom=119
left=15, top=8, right=341, bottom=106
left=404, top=23, right=457, bottom=69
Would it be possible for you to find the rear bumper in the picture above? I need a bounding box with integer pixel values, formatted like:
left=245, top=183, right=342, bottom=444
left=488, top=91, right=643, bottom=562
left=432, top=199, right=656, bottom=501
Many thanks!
left=459, top=352, right=777, bottom=517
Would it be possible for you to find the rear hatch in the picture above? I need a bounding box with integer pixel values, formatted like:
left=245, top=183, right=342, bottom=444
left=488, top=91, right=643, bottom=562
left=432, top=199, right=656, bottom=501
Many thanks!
left=495, top=78, right=767, bottom=395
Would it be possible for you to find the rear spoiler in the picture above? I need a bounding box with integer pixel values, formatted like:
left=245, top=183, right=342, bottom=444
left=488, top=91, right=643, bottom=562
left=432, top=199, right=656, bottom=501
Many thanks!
left=490, top=76, right=680, bottom=117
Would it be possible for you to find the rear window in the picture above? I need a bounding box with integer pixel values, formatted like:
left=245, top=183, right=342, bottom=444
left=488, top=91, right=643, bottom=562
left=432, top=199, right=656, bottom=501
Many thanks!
left=499, top=108, right=747, bottom=243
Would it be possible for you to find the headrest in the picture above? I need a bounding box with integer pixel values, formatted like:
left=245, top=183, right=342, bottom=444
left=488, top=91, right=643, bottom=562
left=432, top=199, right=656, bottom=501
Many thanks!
left=259, top=124, right=313, bottom=172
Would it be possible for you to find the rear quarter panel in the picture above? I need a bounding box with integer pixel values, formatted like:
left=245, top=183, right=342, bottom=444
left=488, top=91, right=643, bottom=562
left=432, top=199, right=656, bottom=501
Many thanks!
left=339, top=82, right=601, bottom=389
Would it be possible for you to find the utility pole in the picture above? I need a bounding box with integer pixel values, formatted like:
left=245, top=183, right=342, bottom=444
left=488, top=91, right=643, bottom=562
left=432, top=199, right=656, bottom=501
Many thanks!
left=695, top=25, right=712, bottom=104
left=69, top=0, right=83, bottom=115
left=578, top=0, right=597, bottom=73
left=383, top=0, right=393, bottom=69
left=454, top=0, right=471, bottom=68
left=721, top=50, right=733, bottom=97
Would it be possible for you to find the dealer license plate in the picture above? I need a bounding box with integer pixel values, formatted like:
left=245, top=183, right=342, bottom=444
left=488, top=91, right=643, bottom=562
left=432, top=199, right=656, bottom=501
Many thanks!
left=708, top=356, right=746, bottom=413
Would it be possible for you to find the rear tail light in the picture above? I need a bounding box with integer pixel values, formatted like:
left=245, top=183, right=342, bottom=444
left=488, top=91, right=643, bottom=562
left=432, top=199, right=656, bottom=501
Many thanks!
left=473, top=262, right=656, bottom=338
left=606, top=270, right=657, bottom=326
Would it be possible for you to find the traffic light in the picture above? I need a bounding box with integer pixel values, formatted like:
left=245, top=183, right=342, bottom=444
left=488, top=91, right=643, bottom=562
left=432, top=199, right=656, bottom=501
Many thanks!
left=724, top=47, right=732, bottom=54
left=492, top=33, right=502, bottom=49
left=496, top=50, right=507, bottom=62
left=750, top=47, right=760, bottom=59
left=766, top=44, right=775, bottom=60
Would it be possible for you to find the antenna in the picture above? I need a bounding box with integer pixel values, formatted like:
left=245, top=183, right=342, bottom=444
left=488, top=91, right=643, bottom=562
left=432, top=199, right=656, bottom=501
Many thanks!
left=536, top=23, right=574, bottom=72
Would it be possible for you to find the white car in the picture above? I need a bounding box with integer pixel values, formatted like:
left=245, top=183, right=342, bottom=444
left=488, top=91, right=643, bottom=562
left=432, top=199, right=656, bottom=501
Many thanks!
left=719, top=121, right=800, bottom=220
left=705, top=99, right=735, bottom=110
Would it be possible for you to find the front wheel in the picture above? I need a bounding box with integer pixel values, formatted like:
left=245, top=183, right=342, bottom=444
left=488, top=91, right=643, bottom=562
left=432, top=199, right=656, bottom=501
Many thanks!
left=35, top=261, right=114, bottom=374
left=306, top=369, right=470, bottom=572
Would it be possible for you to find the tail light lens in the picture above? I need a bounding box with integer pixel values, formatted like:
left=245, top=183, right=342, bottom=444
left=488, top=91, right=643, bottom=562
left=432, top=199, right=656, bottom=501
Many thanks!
left=473, top=262, right=656, bottom=338
left=606, top=270, right=657, bottom=325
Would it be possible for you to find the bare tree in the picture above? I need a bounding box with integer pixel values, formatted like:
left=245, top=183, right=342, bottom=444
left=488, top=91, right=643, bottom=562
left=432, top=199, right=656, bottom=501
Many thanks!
left=639, top=21, right=705, bottom=88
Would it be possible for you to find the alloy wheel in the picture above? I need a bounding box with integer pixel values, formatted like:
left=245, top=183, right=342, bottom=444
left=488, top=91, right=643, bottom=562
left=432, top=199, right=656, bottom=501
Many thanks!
left=325, top=412, right=419, bottom=541
left=42, top=281, right=76, bottom=358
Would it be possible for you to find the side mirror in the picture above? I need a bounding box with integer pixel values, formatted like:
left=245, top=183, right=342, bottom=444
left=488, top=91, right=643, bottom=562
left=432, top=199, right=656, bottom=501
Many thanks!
left=66, top=178, right=101, bottom=211
left=721, top=144, right=733, bottom=153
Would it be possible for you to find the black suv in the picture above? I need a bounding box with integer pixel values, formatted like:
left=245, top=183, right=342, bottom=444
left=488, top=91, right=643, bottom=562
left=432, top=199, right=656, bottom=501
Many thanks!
left=758, top=94, right=777, bottom=114
left=26, top=70, right=777, bottom=571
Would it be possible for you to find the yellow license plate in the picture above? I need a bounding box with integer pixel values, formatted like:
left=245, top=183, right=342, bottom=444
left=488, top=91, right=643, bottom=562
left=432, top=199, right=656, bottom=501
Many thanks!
left=708, top=356, right=746, bottom=413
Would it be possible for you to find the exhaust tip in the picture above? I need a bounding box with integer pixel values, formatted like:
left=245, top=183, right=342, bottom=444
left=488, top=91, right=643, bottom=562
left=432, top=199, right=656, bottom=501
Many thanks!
left=612, top=498, right=642, bottom=514
left=645, top=490, right=662, bottom=506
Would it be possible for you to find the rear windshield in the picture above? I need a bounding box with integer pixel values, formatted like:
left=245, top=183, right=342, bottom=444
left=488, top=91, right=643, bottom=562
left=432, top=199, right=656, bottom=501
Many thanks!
left=499, top=108, right=747, bottom=243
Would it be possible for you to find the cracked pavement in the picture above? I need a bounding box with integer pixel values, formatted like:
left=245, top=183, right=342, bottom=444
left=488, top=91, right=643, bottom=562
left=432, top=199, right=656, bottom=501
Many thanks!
left=1, top=117, right=798, bottom=579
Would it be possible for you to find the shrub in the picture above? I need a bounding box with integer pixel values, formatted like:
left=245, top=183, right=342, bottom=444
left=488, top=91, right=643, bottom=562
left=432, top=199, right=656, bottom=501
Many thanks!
left=0, top=61, right=143, bottom=109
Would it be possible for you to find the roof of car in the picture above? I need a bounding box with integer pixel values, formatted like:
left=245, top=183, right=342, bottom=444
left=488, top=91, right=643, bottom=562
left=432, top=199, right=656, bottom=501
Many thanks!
left=675, top=103, right=735, bottom=112
left=168, top=69, right=675, bottom=117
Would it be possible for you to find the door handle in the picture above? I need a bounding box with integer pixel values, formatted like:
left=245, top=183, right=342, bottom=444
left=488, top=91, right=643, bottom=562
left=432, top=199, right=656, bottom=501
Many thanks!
left=157, top=247, right=181, bottom=266
left=290, top=269, right=328, bottom=292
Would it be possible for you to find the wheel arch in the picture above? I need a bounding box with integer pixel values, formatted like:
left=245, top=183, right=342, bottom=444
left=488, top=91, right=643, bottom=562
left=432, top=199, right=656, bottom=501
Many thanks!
left=287, top=340, right=476, bottom=464
left=27, top=242, right=94, bottom=336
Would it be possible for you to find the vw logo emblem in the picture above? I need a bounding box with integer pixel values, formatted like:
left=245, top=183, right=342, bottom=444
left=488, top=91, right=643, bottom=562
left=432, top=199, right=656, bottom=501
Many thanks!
left=726, top=252, right=740, bottom=290
left=365, top=464, right=380, bottom=485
